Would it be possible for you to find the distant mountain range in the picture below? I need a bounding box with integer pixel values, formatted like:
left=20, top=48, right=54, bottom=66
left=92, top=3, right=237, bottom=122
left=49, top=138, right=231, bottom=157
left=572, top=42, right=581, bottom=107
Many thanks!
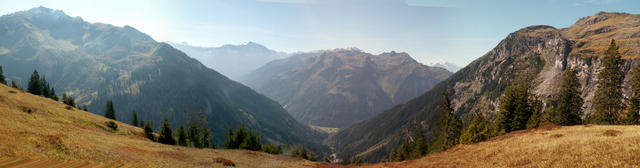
left=167, top=41, right=287, bottom=81
left=427, top=61, right=461, bottom=72
left=0, top=6, right=325, bottom=151
left=242, top=49, right=452, bottom=128
left=329, top=12, right=640, bottom=162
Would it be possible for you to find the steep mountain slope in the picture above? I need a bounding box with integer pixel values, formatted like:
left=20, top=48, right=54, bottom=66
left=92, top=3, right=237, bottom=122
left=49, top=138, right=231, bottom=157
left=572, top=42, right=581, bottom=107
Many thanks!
left=167, top=41, right=287, bottom=80
left=0, top=84, right=318, bottom=167
left=0, top=7, right=325, bottom=151
left=329, top=12, right=640, bottom=161
left=360, top=124, right=640, bottom=167
left=242, top=49, right=452, bottom=128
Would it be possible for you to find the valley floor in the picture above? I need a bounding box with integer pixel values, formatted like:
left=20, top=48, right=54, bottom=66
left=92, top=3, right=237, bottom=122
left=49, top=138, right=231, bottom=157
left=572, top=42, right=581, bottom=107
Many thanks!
left=0, top=85, right=316, bottom=168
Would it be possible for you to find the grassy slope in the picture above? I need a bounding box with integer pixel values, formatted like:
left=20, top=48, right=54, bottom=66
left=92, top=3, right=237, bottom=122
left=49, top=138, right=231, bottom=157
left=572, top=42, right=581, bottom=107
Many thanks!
left=355, top=124, right=640, bottom=168
left=0, top=84, right=316, bottom=168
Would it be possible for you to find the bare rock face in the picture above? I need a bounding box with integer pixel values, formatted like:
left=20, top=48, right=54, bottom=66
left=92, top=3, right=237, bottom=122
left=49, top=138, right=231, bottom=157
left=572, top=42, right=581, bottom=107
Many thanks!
left=243, top=49, right=452, bottom=128
left=330, top=12, right=640, bottom=162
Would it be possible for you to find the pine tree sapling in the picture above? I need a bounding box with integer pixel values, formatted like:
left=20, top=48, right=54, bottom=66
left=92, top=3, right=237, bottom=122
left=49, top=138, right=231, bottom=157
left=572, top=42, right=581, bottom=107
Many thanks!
left=144, top=119, right=155, bottom=141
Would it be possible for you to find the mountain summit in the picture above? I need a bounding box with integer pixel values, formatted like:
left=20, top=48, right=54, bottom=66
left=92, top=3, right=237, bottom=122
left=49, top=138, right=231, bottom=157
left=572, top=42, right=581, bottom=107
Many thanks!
left=242, top=49, right=452, bottom=128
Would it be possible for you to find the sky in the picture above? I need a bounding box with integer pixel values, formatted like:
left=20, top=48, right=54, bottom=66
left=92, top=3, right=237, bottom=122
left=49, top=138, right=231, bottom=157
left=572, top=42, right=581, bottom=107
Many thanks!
left=1, top=0, right=639, bottom=67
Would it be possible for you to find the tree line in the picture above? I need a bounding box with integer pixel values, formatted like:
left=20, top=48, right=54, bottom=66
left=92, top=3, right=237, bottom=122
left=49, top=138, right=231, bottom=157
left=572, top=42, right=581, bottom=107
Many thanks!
left=386, top=39, right=640, bottom=162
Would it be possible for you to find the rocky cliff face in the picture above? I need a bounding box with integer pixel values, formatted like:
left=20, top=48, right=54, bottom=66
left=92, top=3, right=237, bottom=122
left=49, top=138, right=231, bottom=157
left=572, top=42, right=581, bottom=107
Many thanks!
left=242, top=49, right=452, bottom=128
left=329, top=12, right=640, bottom=162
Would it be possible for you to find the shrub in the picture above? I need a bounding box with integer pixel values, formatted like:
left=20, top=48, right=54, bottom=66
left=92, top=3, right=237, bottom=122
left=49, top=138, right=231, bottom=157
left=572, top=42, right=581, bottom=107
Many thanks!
left=106, top=121, right=118, bottom=131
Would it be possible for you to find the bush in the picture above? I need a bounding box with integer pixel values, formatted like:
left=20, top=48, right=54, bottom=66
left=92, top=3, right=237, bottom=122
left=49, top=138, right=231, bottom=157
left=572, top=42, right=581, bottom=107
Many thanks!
left=106, top=121, right=118, bottom=131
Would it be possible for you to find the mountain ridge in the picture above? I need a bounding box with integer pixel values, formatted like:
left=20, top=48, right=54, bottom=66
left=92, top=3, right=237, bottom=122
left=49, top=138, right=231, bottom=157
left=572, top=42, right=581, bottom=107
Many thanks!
left=329, top=11, right=640, bottom=162
left=242, top=49, right=451, bottom=128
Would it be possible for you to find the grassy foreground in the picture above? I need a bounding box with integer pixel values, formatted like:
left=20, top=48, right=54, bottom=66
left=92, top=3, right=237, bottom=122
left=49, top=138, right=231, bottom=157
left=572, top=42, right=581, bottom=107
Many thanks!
left=356, top=123, right=640, bottom=168
left=0, top=84, right=316, bottom=168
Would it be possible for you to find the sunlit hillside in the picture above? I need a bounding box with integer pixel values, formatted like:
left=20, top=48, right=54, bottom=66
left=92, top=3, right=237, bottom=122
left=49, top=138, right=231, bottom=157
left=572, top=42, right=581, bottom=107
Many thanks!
left=0, top=84, right=317, bottom=167
left=359, top=123, right=640, bottom=167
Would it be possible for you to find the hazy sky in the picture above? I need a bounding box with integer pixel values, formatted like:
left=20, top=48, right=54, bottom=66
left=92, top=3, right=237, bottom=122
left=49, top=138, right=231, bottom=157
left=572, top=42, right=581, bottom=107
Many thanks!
left=1, top=0, right=639, bottom=66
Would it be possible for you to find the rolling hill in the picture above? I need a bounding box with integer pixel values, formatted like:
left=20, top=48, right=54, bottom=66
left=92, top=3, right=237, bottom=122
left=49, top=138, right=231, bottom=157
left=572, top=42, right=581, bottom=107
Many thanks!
left=0, top=84, right=320, bottom=167
left=0, top=6, right=325, bottom=152
left=242, top=49, right=451, bottom=128
left=328, top=12, right=640, bottom=162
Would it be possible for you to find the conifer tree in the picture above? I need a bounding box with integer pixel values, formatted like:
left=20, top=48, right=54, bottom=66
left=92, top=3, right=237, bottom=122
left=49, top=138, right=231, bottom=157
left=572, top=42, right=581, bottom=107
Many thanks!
left=50, top=88, right=58, bottom=101
left=158, top=117, right=176, bottom=145
left=27, top=70, right=42, bottom=95
left=430, top=91, right=462, bottom=153
left=175, top=125, right=188, bottom=146
left=624, top=63, right=640, bottom=124
left=201, top=128, right=214, bottom=149
left=410, top=130, right=428, bottom=159
left=223, top=122, right=235, bottom=149
left=459, top=113, right=490, bottom=144
left=131, top=111, right=138, bottom=127
left=62, top=94, right=76, bottom=107
left=496, top=78, right=532, bottom=133
left=554, top=67, right=584, bottom=125
left=104, top=100, right=116, bottom=120
left=188, top=121, right=202, bottom=148
left=0, top=66, right=6, bottom=85
left=82, top=105, right=88, bottom=111
left=233, top=123, right=247, bottom=149
left=144, top=119, right=155, bottom=141
left=526, top=98, right=543, bottom=129
left=41, top=76, right=50, bottom=98
left=11, top=80, right=20, bottom=90
left=592, top=39, right=625, bottom=124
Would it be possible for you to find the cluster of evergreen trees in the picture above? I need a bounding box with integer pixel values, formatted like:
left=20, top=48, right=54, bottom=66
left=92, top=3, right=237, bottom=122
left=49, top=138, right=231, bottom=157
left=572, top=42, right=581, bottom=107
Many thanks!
left=388, top=39, right=638, bottom=162
left=26, top=70, right=59, bottom=101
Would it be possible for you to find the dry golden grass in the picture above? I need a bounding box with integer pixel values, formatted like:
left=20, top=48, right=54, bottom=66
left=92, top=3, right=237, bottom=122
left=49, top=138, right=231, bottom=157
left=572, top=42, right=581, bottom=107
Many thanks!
left=0, top=84, right=318, bottom=168
left=357, top=123, right=640, bottom=168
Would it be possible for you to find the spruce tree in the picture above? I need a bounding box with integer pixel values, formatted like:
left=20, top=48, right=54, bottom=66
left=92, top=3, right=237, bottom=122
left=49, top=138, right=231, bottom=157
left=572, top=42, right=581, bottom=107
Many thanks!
left=526, top=98, right=543, bottom=129
left=410, top=130, right=428, bottom=159
left=201, top=127, right=214, bottom=148
left=188, top=121, right=202, bottom=148
left=41, top=76, right=50, bottom=98
left=0, top=66, right=6, bottom=85
left=175, top=125, right=188, bottom=146
left=554, top=67, right=584, bottom=125
left=223, top=122, right=235, bottom=149
left=131, top=111, right=139, bottom=127
left=430, top=91, right=462, bottom=153
left=592, top=39, right=625, bottom=124
left=50, top=88, right=58, bottom=101
left=233, top=123, right=247, bottom=149
left=104, top=100, right=116, bottom=120
left=459, top=113, right=490, bottom=144
left=158, top=117, right=176, bottom=145
left=496, top=78, right=532, bottom=133
left=11, top=80, right=19, bottom=89
left=27, top=70, right=42, bottom=95
left=624, top=63, right=640, bottom=124
left=144, top=119, right=155, bottom=141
